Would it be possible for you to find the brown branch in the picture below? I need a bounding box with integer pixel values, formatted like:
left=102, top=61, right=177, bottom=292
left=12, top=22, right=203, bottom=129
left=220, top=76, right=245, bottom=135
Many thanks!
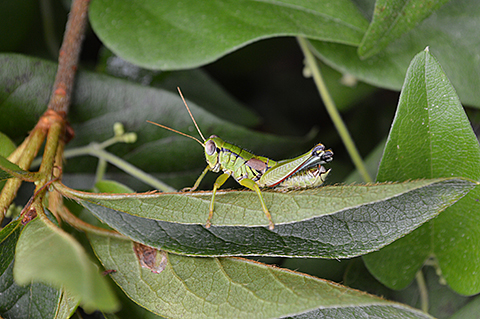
left=48, top=0, right=90, bottom=116
left=0, top=0, right=90, bottom=224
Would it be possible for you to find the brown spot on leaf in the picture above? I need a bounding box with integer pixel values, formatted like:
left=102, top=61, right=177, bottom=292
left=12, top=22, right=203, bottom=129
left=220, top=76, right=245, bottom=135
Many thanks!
left=133, top=242, right=168, bottom=274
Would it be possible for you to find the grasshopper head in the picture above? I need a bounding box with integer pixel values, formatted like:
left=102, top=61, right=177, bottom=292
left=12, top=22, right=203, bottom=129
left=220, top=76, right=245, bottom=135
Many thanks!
left=204, top=135, right=224, bottom=172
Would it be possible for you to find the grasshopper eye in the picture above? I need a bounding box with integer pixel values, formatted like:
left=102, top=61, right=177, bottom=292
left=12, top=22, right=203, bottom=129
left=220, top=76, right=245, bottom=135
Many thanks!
left=205, top=140, right=217, bottom=155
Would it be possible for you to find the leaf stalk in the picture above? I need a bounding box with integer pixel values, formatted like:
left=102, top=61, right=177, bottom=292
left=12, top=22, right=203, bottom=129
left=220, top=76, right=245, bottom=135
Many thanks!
left=416, top=269, right=429, bottom=313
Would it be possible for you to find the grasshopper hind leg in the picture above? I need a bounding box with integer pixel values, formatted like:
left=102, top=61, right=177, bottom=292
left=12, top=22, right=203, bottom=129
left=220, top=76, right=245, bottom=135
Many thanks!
left=205, top=174, right=275, bottom=230
left=239, top=178, right=274, bottom=230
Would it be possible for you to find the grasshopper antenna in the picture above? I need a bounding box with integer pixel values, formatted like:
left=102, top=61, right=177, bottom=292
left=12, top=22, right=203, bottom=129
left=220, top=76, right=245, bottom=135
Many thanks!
left=146, top=121, right=205, bottom=147
left=146, top=88, right=206, bottom=146
left=177, top=87, right=206, bottom=142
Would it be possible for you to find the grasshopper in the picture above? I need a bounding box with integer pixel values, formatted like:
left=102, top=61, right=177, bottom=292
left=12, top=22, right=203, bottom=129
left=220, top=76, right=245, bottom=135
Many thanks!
left=148, top=89, right=333, bottom=230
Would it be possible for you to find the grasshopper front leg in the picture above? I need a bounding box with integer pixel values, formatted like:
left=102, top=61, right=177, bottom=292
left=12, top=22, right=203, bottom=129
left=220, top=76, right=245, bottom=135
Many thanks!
left=183, top=166, right=210, bottom=192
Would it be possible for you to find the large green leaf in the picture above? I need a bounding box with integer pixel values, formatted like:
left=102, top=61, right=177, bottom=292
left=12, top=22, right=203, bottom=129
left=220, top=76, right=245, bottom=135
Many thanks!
left=0, top=54, right=312, bottom=175
left=312, top=0, right=480, bottom=108
left=358, top=0, right=450, bottom=58
left=0, top=221, right=78, bottom=319
left=13, top=215, right=118, bottom=313
left=89, top=234, right=433, bottom=319
left=89, top=0, right=368, bottom=70
left=363, top=49, right=480, bottom=294
left=56, top=178, right=474, bottom=257
left=376, top=49, right=480, bottom=182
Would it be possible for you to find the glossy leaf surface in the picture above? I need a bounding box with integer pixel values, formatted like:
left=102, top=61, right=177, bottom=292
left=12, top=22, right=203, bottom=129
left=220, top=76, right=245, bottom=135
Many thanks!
left=358, top=0, right=450, bottom=58
left=89, top=0, right=368, bottom=69
left=364, top=49, right=480, bottom=295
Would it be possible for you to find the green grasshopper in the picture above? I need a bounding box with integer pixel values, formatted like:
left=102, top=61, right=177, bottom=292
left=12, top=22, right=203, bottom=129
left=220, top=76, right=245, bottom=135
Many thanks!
left=148, top=89, right=333, bottom=230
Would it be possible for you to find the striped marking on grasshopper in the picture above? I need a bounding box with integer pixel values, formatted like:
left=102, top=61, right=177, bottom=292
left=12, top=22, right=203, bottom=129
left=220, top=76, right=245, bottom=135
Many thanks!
left=148, top=88, right=333, bottom=230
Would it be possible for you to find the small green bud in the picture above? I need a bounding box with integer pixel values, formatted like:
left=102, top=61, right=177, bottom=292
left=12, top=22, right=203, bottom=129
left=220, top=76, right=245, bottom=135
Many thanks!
left=113, top=122, right=125, bottom=136
left=302, top=62, right=312, bottom=78
left=122, top=132, right=137, bottom=144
